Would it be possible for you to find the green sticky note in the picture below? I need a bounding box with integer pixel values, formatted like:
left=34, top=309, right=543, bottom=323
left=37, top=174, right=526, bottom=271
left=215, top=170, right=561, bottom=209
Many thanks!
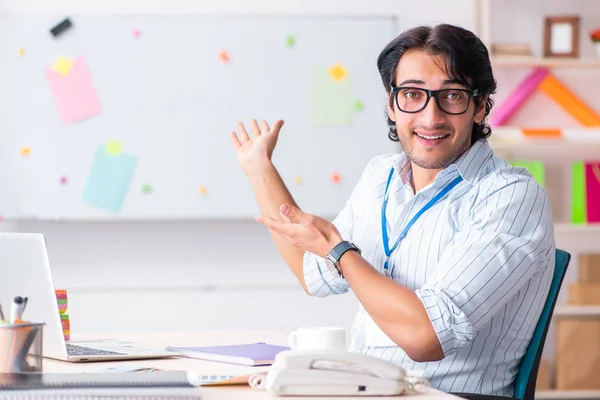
left=510, top=161, right=545, bottom=187
left=311, top=68, right=353, bottom=126
left=106, top=140, right=123, bottom=156
left=354, top=100, right=364, bottom=112
left=142, top=184, right=152, bottom=194
left=285, top=35, right=295, bottom=48
left=571, top=161, right=587, bottom=224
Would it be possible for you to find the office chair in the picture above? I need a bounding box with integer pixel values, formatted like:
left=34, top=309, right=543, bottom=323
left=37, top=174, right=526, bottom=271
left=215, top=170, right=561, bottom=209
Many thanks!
left=452, top=248, right=571, bottom=400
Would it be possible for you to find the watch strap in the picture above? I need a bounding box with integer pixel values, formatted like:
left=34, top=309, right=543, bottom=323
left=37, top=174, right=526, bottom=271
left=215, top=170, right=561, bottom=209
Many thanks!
left=329, top=241, right=360, bottom=264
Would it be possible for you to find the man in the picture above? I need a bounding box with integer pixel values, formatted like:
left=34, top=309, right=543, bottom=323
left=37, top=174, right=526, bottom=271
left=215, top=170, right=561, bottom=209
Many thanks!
left=229, top=24, right=554, bottom=396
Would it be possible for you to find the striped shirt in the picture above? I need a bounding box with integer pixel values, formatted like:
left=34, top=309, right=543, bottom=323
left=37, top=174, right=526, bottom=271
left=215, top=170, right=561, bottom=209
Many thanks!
left=303, top=139, right=555, bottom=396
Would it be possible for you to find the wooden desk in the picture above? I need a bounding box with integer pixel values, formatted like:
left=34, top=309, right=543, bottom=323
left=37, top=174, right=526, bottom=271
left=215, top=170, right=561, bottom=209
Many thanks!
left=38, top=330, right=460, bottom=399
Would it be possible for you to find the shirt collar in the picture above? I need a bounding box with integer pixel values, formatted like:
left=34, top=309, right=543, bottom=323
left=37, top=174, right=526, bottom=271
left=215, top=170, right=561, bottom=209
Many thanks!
left=395, top=152, right=412, bottom=185
left=393, top=139, right=494, bottom=186
left=448, top=139, right=494, bottom=185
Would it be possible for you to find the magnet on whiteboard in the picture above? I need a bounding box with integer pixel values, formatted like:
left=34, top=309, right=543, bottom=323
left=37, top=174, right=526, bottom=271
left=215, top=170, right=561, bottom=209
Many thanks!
left=219, top=51, right=230, bottom=63
left=331, top=173, right=342, bottom=184
left=50, top=18, right=73, bottom=38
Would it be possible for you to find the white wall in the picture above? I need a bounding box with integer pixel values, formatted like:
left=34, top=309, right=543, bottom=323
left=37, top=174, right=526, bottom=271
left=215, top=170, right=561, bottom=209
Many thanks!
left=0, top=0, right=477, bottom=336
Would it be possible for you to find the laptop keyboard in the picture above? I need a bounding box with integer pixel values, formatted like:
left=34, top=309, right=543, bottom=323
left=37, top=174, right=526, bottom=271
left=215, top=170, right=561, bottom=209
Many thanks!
left=66, top=343, right=126, bottom=356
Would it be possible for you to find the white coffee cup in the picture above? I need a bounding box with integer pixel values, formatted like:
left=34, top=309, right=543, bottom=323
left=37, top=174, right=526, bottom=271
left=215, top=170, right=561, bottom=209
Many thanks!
left=288, top=327, right=347, bottom=351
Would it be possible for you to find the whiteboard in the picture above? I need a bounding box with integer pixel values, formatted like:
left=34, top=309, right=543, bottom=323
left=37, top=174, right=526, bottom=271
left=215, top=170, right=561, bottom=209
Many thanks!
left=0, top=15, right=399, bottom=219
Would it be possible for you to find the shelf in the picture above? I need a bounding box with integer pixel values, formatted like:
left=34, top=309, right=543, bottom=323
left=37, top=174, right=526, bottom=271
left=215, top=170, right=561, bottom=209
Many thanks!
left=537, top=390, right=600, bottom=399
left=489, top=139, right=600, bottom=152
left=553, top=306, right=600, bottom=317
left=491, top=56, right=600, bottom=68
left=554, top=224, right=600, bottom=234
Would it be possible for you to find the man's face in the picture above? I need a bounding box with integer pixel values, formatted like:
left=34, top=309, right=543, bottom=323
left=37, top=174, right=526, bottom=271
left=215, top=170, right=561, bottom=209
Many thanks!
left=387, top=50, right=486, bottom=170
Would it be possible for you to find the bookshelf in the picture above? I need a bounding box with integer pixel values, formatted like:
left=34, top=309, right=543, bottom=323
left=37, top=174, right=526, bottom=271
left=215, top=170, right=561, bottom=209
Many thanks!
left=475, top=2, right=600, bottom=395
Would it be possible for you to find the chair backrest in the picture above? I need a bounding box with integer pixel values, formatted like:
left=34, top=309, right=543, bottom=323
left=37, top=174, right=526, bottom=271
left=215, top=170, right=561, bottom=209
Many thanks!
left=514, top=248, right=571, bottom=400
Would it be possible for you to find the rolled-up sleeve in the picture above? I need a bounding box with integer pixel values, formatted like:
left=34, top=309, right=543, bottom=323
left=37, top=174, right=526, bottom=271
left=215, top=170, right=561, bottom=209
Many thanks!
left=303, top=201, right=353, bottom=297
left=415, top=174, right=554, bottom=356
left=303, top=155, right=388, bottom=297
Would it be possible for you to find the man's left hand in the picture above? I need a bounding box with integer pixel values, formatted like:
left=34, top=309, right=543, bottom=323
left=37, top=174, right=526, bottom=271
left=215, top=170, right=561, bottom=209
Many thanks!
left=255, top=204, right=343, bottom=258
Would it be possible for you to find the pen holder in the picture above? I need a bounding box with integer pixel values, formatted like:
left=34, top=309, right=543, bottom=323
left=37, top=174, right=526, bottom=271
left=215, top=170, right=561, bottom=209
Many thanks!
left=0, top=322, right=45, bottom=373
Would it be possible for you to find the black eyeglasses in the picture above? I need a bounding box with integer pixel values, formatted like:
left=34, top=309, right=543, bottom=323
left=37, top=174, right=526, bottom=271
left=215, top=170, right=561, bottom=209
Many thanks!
left=391, top=86, right=480, bottom=115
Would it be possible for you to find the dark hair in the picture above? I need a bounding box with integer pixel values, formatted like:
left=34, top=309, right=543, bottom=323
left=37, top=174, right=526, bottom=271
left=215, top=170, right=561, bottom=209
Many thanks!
left=377, top=24, right=497, bottom=144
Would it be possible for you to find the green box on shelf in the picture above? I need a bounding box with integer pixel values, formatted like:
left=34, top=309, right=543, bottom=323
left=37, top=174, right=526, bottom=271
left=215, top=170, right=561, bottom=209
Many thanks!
left=509, top=161, right=545, bottom=187
left=571, top=161, right=600, bottom=224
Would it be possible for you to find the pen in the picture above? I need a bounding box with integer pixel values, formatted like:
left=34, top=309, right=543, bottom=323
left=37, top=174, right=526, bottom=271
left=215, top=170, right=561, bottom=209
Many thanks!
left=0, top=303, right=5, bottom=322
left=10, top=296, right=24, bottom=324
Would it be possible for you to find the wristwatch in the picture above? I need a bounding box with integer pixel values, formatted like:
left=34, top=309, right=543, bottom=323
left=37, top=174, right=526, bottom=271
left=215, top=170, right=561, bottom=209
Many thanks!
left=325, top=241, right=361, bottom=278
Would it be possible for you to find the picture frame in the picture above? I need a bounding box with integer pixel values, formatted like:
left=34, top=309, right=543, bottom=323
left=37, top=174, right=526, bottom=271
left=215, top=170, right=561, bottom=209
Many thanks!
left=544, top=15, right=580, bottom=58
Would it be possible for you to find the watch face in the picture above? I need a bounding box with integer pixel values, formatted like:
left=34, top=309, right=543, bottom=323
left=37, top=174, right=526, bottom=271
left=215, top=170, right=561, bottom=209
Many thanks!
left=325, top=258, right=339, bottom=277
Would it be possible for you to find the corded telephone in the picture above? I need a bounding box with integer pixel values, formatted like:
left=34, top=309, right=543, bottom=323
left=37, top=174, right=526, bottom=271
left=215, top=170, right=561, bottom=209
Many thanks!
left=264, top=349, right=428, bottom=396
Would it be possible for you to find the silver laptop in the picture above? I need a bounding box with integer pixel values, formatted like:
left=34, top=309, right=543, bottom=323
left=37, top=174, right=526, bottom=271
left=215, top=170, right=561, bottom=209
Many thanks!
left=0, top=232, right=174, bottom=362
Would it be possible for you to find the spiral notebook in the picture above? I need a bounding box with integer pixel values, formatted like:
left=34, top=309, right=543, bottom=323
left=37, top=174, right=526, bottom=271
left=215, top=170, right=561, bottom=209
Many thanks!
left=165, top=342, right=290, bottom=366
left=0, top=371, right=195, bottom=390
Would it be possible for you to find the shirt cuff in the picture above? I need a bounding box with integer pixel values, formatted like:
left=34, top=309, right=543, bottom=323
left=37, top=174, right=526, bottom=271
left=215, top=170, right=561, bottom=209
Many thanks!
left=303, top=251, right=350, bottom=297
left=415, top=287, right=476, bottom=356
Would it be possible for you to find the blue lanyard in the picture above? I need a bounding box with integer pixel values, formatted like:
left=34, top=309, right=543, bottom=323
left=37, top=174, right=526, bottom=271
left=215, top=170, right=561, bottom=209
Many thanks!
left=381, top=168, right=463, bottom=274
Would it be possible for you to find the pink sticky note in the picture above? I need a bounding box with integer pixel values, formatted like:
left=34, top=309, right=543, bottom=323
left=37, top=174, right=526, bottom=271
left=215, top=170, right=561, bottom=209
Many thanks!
left=45, top=56, right=102, bottom=125
left=586, top=162, right=600, bottom=223
left=133, top=29, right=141, bottom=38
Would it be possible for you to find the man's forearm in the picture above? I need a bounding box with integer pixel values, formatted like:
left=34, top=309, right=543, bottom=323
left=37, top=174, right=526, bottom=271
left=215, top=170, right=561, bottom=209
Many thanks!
left=340, top=251, right=443, bottom=362
left=248, top=162, right=308, bottom=292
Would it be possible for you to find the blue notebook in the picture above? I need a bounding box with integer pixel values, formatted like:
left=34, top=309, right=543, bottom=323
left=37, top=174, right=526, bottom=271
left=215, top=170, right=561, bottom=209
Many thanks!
left=165, top=342, right=290, bottom=366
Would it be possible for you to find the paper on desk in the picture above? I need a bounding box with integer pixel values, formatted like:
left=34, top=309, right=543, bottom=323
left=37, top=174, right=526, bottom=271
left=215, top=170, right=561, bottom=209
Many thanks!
left=312, top=66, right=354, bottom=126
left=45, top=56, right=102, bottom=125
left=82, top=145, right=138, bottom=213
left=98, top=365, right=160, bottom=373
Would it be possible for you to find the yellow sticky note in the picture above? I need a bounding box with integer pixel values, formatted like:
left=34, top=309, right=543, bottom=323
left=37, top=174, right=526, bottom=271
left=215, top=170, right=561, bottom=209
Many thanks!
left=19, top=48, right=25, bottom=57
left=106, top=140, right=123, bottom=156
left=20, top=147, right=31, bottom=156
left=328, top=63, right=347, bottom=82
left=199, top=186, right=208, bottom=194
left=52, top=56, right=74, bottom=76
left=294, top=177, right=303, bottom=185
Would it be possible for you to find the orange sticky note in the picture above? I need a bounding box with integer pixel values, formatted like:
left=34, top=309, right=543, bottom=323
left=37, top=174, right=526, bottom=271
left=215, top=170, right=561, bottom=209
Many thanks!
left=331, top=172, right=342, bottom=184
left=219, top=51, right=230, bottom=63
left=20, top=147, right=30, bottom=156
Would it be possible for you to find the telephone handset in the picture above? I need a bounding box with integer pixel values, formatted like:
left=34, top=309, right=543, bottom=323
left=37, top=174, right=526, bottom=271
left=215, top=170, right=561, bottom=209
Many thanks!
left=264, top=349, right=429, bottom=396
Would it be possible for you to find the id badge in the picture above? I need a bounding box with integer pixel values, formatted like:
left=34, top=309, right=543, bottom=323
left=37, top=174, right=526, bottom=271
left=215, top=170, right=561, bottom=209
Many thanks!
left=364, top=312, right=398, bottom=348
